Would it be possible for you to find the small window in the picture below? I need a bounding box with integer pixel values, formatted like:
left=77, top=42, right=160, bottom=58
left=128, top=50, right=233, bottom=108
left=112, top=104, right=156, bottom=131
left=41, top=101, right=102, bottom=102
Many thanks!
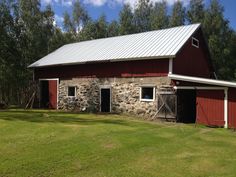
left=140, top=87, right=155, bottom=101
left=68, top=86, right=76, bottom=97
left=192, top=37, right=199, bottom=48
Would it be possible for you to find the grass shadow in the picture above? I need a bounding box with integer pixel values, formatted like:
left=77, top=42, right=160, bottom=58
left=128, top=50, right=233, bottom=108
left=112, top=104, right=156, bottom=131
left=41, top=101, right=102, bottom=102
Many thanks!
left=0, top=110, right=133, bottom=127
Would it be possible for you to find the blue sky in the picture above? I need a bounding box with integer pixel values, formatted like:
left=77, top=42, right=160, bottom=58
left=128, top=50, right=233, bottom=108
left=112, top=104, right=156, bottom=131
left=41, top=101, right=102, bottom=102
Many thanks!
left=41, top=0, right=236, bottom=30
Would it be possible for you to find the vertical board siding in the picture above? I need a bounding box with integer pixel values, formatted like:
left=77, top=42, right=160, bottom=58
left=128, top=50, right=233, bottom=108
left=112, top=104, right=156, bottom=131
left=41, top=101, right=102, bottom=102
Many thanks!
left=196, top=90, right=224, bottom=126
left=173, top=30, right=213, bottom=78
left=48, top=80, right=57, bottom=109
left=228, top=88, right=236, bottom=128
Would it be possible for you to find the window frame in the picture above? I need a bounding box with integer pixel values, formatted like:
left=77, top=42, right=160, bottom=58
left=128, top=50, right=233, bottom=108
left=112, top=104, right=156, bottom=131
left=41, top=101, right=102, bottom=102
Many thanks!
left=67, top=86, right=76, bottom=97
left=192, top=37, right=199, bottom=48
left=140, top=86, right=155, bottom=102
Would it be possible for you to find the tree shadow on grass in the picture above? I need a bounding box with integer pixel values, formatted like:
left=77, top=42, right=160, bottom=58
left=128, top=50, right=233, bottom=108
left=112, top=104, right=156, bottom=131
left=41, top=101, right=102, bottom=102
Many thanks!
left=0, top=110, right=133, bottom=127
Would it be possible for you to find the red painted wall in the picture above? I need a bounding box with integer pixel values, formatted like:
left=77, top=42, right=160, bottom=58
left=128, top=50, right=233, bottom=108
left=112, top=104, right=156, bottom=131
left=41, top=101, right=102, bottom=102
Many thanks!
left=48, top=80, right=57, bottom=109
left=196, top=90, right=224, bottom=126
left=228, top=88, right=236, bottom=128
left=34, top=59, right=169, bottom=79
left=173, top=29, right=213, bottom=78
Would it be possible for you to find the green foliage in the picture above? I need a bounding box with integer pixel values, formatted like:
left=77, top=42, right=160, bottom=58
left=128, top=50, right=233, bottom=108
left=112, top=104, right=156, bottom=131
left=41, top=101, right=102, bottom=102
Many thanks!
left=202, top=0, right=235, bottom=80
left=79, top=20, right=97, bottom=41
left=72, top=0, right=89, bottom=28
left=107, top=20, right=119, bottom=37
left=48, top=28, right=71, bottom=52
left=0, top=0, right=18, bottom=104
left=0, top=0, right=55, bottom=105
left=150, top=1, right=169, bottom=30
left=95, top=14, right=108, bottom=39
left=63, top=0, right=89, bottom=41
left=63, top=11, right=75, bottom=33
left=79, top=14, right=108, bottom=40
left=169, top=1, right=185, bottom=27
left=134, top=0, right=152, bottom=32
left=187, top=0, right=205, bottom=23
left=119, top=4, right=135, bottom=35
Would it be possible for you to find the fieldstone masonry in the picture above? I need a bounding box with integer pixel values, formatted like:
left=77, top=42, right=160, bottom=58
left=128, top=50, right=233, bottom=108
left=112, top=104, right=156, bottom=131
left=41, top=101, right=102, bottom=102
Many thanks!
left=58, top=77, right=171, bottom=118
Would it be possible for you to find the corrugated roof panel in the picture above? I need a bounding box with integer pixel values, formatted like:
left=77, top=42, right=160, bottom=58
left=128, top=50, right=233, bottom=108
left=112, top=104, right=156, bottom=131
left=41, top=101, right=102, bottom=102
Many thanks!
left=29, top=23, right=201, bottom=67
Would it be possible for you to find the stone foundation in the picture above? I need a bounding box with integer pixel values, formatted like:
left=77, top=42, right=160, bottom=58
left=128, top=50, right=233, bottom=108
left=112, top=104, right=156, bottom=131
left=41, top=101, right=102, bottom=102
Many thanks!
left=58, top=77, right=171, bottom=118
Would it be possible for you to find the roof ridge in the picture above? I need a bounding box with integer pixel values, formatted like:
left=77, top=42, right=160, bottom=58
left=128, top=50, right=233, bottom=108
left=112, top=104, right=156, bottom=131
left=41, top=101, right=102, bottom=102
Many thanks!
left=65, top=23, right=201, bottom=46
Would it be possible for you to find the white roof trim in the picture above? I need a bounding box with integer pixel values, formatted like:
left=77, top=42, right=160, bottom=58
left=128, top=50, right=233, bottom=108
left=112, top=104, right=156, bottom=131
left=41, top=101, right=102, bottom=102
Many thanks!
left=169, top=74, right=236, bottom=88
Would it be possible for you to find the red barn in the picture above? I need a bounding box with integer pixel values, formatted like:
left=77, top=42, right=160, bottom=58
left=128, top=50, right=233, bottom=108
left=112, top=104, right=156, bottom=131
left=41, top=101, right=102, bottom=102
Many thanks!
left=29, top=24, right=236, bottom=128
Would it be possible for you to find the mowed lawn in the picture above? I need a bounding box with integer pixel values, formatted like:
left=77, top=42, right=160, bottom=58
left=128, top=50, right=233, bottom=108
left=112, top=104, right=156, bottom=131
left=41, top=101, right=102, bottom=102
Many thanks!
left=1, top=110, right=236, bottom=177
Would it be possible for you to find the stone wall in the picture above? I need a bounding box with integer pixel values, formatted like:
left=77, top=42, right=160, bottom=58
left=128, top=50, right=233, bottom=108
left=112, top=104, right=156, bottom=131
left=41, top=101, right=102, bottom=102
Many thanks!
left=58, top=77, right=171, bottom=118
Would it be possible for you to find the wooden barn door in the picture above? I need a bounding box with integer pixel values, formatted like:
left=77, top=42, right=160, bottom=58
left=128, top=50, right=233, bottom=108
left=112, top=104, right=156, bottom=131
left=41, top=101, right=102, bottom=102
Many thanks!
left=196, top=90, right=224, bottom=127
left=40, top=79, right=58, bottom=109
left=48, top=80, right=58, bottom=109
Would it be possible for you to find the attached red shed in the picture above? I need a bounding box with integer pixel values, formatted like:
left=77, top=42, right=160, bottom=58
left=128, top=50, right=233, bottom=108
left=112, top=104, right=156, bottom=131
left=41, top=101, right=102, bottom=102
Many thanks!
left=169, top=74, right=236, bottom=128
left=196, top=90, right=225, bottom=127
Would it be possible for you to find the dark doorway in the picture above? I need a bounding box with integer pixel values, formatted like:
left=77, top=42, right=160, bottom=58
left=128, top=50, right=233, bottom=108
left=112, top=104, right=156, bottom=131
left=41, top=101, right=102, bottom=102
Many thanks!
left=39, top=80, right=58, bottom=109
left=101, top=88, right=111, bottom=112
left=177, top=90, right=196, bottom=123
left=40, top=80, right=49, bottom=108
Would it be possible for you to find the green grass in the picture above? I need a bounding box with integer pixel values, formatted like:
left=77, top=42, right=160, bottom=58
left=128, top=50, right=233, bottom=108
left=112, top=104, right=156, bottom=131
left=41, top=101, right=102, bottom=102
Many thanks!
left=1, top=110, right=236, bottom=177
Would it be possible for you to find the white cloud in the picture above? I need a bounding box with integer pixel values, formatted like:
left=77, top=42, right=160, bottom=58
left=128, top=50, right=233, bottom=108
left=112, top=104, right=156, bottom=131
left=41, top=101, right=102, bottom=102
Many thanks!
left=41, top=0, right=74, bottom=6
left=82, top=0, right=190, bottom=7
left=83, top=0, right=107, bottom=6
left=55, top=14, right=64, bottom=23
left=42, top=0, right=190, bottom=8
left=41, top=0, right=53, bottom=4
left=53, top=14, right=64, bottom=27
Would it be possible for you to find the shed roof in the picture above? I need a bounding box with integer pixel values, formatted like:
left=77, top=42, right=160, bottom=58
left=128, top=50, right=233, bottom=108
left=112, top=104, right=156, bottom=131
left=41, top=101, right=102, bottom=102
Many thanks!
left=29, top=23, right=201, bottom=68
left=169, top=74, right=236, bottom=88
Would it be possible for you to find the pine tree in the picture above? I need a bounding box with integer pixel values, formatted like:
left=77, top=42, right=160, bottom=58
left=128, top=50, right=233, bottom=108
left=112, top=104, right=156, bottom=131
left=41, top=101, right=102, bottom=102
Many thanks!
left=134, top=0, right=152, bottom=32
left=150, top=0, right=169, bottom=30
left=63, top=11, right=75, bottom=33
left=95, top=14, right=108, bottom=39
left=107, top=20, right=119, bottom=37
left=169, top=1, right=185, bottom=27
left=0, top=0, right=18, bottom=103
left=79, top=15, right=108, bottom=40
left=79, top=20, right=97, bottom=41
left=119, top=4, right=135, bottom=35
left=187, top=0, right=205, bottom=24
left=203, top=0, right=235, bottom=80
left=72, top=0, right=89, bottom=32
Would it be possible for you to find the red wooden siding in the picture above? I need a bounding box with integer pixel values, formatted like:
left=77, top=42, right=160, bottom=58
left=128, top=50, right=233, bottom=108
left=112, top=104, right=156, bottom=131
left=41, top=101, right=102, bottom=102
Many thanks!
left=228, top=88, right=236, bottom=128
left=173, top=30, right=213, bottom=78
left=34, top=59, right=169, bottom=79
left=48, top=80, right=57, bottom=109
left=196, top=90, right=224, bottom=126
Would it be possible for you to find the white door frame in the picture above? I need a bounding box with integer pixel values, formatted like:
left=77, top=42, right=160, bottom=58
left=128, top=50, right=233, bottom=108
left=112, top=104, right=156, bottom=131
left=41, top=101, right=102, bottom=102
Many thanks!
left=39, top=78, right=59, bottom=109
left=99, top=86, right=111, bottom=112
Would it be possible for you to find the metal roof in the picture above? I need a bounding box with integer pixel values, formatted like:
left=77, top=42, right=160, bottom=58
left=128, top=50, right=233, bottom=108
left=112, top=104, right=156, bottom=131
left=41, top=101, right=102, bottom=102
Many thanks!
left=29, top=23, right=201, bottom=68
left=169, top=74, right=236, bottom=88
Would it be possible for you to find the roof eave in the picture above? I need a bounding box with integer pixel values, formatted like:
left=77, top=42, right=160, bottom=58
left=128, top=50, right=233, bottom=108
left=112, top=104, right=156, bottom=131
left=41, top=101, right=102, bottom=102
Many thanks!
left=169, top=74, right=236, bottom=88
left=28, top=55, right=176, bottom=68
